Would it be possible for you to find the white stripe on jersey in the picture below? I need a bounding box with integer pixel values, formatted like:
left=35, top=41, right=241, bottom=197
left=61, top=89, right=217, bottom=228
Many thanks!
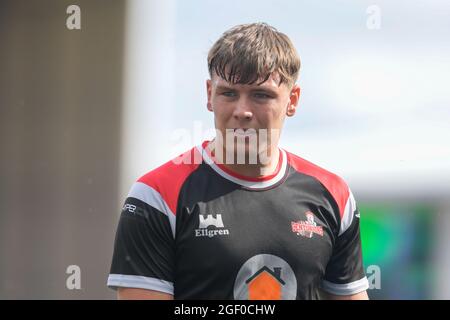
left=128, top=182, right=176, bottom=238
left=321, top=277, right=369, bottom=296
left=339, top=189, right=357, bottom=236
left=107, top=274, right=174, bottom=295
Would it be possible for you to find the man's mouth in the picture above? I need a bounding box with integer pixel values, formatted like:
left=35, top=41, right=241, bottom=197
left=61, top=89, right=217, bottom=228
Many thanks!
left=232, top=128, right=257, bottom=137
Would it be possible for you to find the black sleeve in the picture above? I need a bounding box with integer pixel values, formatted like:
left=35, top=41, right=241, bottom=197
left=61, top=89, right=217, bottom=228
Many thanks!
left=107, top=196, right=175, bottom=295
left=321, top=194, right=369, bottom=296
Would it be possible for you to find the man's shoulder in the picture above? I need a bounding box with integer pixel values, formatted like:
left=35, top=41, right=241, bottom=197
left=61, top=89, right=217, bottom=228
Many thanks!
left=286, top=150, right=347, bottom=187
left=137, top=145, right=203, bottom=189
left=285, top=149, right=351, bottom=217
left=127, top=145, right=203, bottom=216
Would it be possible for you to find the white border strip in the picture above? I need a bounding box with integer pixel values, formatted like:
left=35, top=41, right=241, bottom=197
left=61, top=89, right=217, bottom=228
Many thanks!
left=197, top=145, right=288, bottom=190
left=107, top=274, right=174, bottom=295
left=339, top=190, right=357, bottom=236
left=128, top=182, right=176, bottom=238
left=321, top=277, right=369, bottom=296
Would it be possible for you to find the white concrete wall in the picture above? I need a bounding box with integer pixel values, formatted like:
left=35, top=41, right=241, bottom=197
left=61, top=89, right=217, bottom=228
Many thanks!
left=119, top=0, right=176, bottom=203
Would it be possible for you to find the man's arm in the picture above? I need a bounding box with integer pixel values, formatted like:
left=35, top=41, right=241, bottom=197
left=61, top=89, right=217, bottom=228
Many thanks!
left=117, top=287, right=174, bottom=300
left=108, top=187, right=176, bottom=300
left=320, top=289, right=369, bottom=300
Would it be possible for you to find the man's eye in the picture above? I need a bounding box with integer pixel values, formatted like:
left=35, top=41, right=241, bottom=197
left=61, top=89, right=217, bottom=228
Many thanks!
left=222, top=92, right=236, bottom=97
left=254, top=93, right=271, bottom=99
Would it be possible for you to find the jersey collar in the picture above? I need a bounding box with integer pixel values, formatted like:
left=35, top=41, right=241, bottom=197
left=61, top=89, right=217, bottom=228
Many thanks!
left=197, top=140, right=288, bottom=190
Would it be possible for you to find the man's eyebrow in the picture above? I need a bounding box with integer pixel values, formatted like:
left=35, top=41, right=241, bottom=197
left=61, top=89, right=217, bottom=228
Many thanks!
left=215, top=85, right=235, bottom=91
left=215, top=85, right=278, bottom=95
left=250, top=87, right=278, bottom=95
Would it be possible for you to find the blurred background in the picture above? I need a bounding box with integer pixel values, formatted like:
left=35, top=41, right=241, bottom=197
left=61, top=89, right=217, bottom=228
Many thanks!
left=0, top=0, right=449, bottom=299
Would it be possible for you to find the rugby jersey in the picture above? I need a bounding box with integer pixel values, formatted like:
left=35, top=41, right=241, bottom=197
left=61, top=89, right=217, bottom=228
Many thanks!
left=107, top=140, right=369, bottom=299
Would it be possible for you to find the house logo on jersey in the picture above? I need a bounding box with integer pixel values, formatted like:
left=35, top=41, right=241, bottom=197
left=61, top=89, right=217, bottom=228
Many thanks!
left=195, top=214, right=230, bottom=238
left=291, top=211, right=324, bottom=238
left=245, top=266, right=285, bottom=300
left=233, top=254, right=297, bottom=300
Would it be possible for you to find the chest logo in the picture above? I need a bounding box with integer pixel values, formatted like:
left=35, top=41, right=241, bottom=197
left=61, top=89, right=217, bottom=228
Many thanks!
left=195, top=214, right=230, bottom=238
left=234, top=254, right=297, bottom=300
left=199, top=214, right=224, bottom=228
left=291, top=211, right=324, bottom=238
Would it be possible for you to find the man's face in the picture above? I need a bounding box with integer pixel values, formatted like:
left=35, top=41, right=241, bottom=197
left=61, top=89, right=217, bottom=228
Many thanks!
left=206, top=72, right=300, bottom=161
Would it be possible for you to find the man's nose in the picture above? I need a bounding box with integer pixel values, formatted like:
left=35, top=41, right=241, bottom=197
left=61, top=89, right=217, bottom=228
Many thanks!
left=232, top=98, right=253, bottom=121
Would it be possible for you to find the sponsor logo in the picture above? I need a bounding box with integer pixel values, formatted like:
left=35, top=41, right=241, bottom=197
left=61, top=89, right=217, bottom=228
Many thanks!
left=199, top=214, right=224, bottom=228
left=195, top=214, right=230, bottom=238
left=122, top=203, right=137, bottom=214
left=291, top=211, right=324, bottom=238
left=234, top=254, right=297, bottom=300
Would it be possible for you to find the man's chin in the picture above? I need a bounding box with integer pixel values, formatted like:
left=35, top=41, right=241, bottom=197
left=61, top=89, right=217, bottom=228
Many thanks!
left=234, top=144, right=267, bottom=162
left=233, top=139, right=258, bottom=150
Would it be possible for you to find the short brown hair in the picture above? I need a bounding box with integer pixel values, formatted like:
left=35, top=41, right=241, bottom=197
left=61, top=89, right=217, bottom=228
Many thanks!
left=207, top=22, right=301, bottom=87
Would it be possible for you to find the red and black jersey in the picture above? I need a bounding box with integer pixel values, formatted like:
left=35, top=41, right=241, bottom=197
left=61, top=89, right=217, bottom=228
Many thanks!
left=107, top=140, right=369, bottom=299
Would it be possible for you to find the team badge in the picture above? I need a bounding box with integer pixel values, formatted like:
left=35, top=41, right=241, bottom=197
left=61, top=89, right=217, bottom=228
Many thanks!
left=291, top=211, right=323, bottom=238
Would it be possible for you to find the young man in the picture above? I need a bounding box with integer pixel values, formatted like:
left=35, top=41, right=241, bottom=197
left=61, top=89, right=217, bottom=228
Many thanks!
left=107, top=23, right=369, bottom=300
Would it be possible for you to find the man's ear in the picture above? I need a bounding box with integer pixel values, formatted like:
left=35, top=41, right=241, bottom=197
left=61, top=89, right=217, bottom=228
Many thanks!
left=206, top=79, right=213, bottom=112
left=286, top=84, right=300, bottom=117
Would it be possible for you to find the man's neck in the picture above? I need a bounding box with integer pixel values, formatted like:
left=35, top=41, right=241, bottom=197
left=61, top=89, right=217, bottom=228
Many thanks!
left=206, top=140, right=280, bottom=178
